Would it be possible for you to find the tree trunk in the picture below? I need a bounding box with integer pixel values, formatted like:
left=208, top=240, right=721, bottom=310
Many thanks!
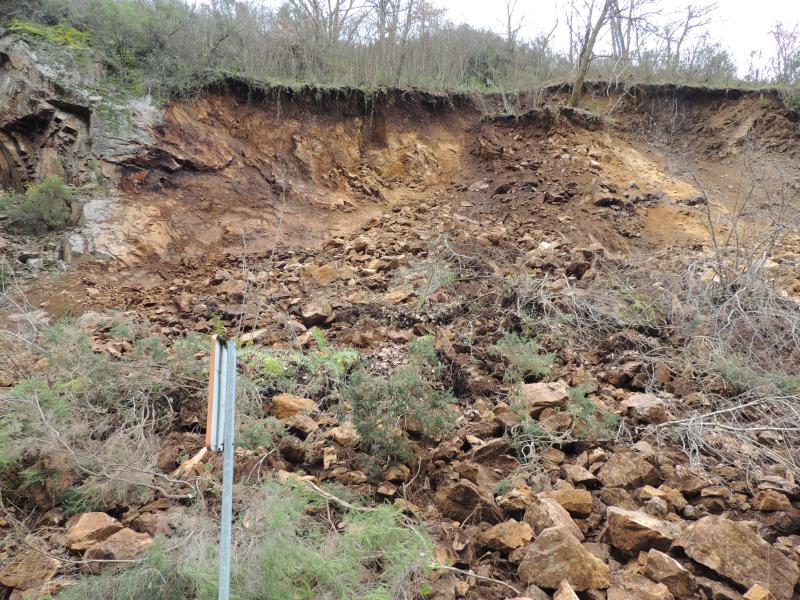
left=569, top=0, right=612, bottom=108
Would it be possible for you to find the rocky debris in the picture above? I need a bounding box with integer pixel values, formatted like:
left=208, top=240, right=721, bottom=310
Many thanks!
left=299, top=297, right=334, bottom=326
left=598, top=450, right=659, bottom=489
left=643, top=549, right=697, bottom=599
left=751, top=489, right=792, bottom=511
left=520, top=381, right=570, bottom=417
left=602, top=507, right=677, bottom=555
left=0, top=550, right=60, bottom=593
left=523, top=496, right=585, bottom=541
left=479, top=519, right=534, bottom=551
left=60, top=233, right=92, bottom=264
left=743, top=585, right=771, bottom=600
left=554, top=579, right=580, bottom=600
left=84, top=527, right=153, bottom=573
left=269, top=393, right=317, bottom=420
left=518, top=525, right=610, bottom=591
left=674, top=516, right=800, bottom=600
left=621, top=393, right=669, bottom=424
left=434, top=479, right=500, bottom=523
left=64, top=512, right=124, bottom=551
left=608, top=571, right=674, bottom=600
left=543, top=488, right=593, bottom=517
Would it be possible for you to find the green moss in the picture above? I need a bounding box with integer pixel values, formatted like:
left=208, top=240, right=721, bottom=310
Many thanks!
left=9, top=19, right=91, bottom=49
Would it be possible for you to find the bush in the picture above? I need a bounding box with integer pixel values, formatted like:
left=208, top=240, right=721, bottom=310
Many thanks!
left=55, top=479, right=432, bottom=600
left=0, top=313, right=207, bottom=507
left=567, top=386, right=619, bottom=441
left=489, top=332, right=554, bottom=383
left=5, top=175, right=75, bottom=234
left=249, top=328, right=362, bottom=401
left=339, top=335, right=457, bottom=460
left=238, top=417, right=286, bottom=451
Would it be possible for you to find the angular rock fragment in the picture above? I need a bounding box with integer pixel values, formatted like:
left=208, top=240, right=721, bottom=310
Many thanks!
left=603, top=507, right=676, bottom=555
left=674, top=516, right=799, bottom=600
left=64, top=512, right=124, bottom=551
left=518, top=525, right=610, bottom=591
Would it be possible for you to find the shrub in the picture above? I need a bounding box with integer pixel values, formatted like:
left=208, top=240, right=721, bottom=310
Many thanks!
left=339, top=335, right=457, bottom=460
left=238, top=417, right=286, bottom=451
left=506, top=413, right=552, bottom=464
left=567, top=386, right=619, bottom=441
left=0, top=313, right=207, bottom=507
left=488, top=332, right=554, bottom=383
left=55, top=479, right=431, bottom=600
left=248, top=328, right=362, bottom=401
left=5, top=175, right=75, bottom=234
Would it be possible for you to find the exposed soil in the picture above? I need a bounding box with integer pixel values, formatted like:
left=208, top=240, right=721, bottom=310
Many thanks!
left=3, top=82, right=800, bottom=599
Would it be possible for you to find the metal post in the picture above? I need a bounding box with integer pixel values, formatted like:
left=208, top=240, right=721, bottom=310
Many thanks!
left=218, top=340, right=236, bottom=600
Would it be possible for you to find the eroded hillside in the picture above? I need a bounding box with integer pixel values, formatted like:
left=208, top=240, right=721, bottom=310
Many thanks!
left=2, top=31, right=800, bottom=600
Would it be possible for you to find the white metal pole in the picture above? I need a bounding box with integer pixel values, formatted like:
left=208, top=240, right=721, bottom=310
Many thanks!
left=218, top=340, right=236, bottom=600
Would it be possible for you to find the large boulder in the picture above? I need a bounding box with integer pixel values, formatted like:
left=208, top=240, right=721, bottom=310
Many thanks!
left=602, top=507, right=677, bottom=555
left=64, top=512, right=123, bottom=551
left=597, top=450, right=659, bottom=489
left=674, top=516, right=799, bottom=600
left=518, top=525, right=610, bottom=591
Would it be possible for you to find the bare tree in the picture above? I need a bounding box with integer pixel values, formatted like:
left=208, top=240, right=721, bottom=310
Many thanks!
left=661, top=3, right=716, bottom=72
left=770, top=22, right=800, bottom=85
left=569, top=0, right=613, bottom=107
left=504, top=0, right=524, bottom=57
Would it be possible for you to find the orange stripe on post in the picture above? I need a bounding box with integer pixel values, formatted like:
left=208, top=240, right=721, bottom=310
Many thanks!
left=205, top=334, right=218, bottom=450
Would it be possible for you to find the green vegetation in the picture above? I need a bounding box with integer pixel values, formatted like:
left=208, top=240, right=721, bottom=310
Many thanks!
left=55, top=479, right=431, bottom=600
left=0, top=314, right=207, bottom=505
left=1, top=0, right=763, bottom=103
left=2, top=175, right=75, bottom=234
left=250, top=327, right=361, bottom=400
left=489, top=332, right=554, bottom=383
left=238, top=417, right=286, bottom=451
left=339, top=335, right=457, bottom=460
left=8, top=18, right=90, bottom=48
left=567, top=386, right=620, bottom=440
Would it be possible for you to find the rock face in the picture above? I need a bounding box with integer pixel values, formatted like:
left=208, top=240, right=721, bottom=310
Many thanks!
left=597, top=450, right=659, bottom=488
left=518, top=525, right=610, bottom=591
left=0, top=37, right=91, bottom=187
left=602, top=507, right=676, bottom=555
left=64, top=512, right=124, bottom=551
left=674, top=516, right=800, bottom=600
